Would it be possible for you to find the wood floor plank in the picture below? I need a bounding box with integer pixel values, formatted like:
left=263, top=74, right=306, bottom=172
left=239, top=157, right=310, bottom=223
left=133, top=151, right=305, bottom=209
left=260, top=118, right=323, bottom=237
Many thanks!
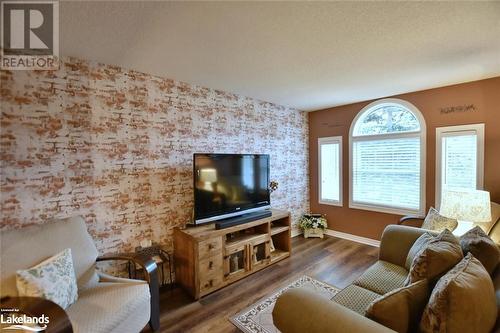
left=148, top=235, right=378, bottom=333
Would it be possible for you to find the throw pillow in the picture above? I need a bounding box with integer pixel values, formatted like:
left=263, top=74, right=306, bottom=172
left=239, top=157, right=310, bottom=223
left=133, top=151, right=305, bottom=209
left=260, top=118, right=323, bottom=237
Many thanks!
left=16, top=248, right=78, bottom=309
left=421, top=207, right=458, bottom=232
left=420, top=253, right=497, bottom=333
left=460, top=226, right=500, bottom=274
left=405, top=232, right=434, bottom=270
left=366, top=279, right=429, bottom=333
left=405, top=229, right=463, bottom=285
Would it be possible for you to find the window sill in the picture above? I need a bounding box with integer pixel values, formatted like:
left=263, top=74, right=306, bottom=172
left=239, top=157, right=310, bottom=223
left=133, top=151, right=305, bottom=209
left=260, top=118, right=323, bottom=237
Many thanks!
left=349, top=201, right=423, bottom=217
left=319, top=200, right=343, bottom=207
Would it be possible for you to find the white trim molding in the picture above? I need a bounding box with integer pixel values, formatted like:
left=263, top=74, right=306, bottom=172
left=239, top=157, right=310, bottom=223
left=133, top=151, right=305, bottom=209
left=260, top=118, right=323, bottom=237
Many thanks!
left=291, top=228, right=303, bottom=238
left=324, top=229, right=380, bottom=247
left=318, top=136, right=343, bottom=207
left=348, top=98, right=426, bottom=216
left=435, top=123, right=485, bottom=208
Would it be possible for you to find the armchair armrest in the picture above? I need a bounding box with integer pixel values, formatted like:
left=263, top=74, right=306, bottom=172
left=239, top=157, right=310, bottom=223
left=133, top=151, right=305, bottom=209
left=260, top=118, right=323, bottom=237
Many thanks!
left=96, top=253, right=157, bottom=283
left=96, top=253, right=160, bottom=331
left=398, top=215, right=425, bottom=228
left=272, top=288, right=395, bottom=333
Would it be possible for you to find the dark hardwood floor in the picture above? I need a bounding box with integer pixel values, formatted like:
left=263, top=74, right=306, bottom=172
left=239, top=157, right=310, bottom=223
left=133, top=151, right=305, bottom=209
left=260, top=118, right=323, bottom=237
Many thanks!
left=154, top=235, right=379, bottom=333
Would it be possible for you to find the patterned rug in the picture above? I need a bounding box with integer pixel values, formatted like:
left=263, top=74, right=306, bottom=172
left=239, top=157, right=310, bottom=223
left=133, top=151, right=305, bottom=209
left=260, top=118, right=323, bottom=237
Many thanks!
left=230, top=275, right=340, bottom=333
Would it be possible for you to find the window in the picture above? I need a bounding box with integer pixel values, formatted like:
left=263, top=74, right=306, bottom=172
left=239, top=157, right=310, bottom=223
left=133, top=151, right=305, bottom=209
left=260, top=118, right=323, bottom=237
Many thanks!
left=349, top=99, right=426, bottom=215
left=435, top=124, right=484, bottom=207
left=319, top=136, right=342, bottom=206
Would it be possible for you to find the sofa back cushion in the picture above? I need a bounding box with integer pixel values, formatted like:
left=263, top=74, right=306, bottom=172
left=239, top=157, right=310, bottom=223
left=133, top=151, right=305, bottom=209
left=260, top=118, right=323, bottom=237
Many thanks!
left=420, top=253, right=497, bottom=333
left=0, top=216, right=99, bottom=297
left=366, top=279, right=429, bottom=333
left=405, top=232, right=434, bottom=270
left=405, top=229, right=463, bottom=286
left=460, top=226, right=500, bottom=275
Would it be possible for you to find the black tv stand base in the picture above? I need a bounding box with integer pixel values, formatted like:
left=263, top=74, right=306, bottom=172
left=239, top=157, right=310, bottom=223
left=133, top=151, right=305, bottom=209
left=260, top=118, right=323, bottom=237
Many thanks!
left=215, top=210, right=272, bottom=230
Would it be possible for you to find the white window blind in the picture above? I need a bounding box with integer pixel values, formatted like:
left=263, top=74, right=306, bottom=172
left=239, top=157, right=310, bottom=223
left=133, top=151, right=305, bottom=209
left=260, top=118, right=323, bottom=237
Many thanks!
left=352, top=137, right=421, bottom=210
left=442, top=133, right=477, bottom=190
left=436, top=124, right=484, bottom=207
left=319, top=137, right=342, bottom=205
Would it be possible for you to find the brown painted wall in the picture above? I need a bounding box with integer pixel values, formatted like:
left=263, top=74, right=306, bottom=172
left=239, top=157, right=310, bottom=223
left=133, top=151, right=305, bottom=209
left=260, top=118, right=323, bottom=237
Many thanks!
left=309, top=77, right=500, bottom=241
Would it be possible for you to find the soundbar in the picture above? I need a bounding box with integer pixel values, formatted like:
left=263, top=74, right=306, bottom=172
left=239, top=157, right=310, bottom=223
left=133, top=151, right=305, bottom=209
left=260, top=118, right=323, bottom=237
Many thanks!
left=215, top=210, right=273, bottom=230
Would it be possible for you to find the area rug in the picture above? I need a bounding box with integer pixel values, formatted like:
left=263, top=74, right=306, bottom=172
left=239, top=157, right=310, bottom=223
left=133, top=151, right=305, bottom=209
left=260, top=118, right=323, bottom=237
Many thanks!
left=230, top=275, right=340, bottom=333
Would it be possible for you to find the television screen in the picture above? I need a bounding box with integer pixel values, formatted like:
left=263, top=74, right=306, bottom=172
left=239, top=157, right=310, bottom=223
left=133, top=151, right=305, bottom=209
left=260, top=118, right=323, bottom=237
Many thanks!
left=193, top=153, right=270, bottom=224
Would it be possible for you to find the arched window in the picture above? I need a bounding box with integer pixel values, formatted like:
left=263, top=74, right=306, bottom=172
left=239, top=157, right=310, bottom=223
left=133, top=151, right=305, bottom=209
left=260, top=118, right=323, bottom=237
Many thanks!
left=349, top=98, right=426, bottom=215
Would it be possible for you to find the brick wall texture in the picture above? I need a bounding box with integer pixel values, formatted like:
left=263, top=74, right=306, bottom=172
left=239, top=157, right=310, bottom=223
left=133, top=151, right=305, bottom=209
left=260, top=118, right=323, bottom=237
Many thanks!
left=0, top=57, right=309, bottom=256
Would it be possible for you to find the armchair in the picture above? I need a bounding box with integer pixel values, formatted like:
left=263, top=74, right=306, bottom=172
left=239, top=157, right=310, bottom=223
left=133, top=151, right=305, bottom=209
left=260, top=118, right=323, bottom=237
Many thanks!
left=0, top=216, right=160, bottom=333
left=399, top=202, right=500, bottom=243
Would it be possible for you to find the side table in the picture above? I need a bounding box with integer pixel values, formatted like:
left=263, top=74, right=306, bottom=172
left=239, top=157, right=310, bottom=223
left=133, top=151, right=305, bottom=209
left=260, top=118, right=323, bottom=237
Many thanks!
left=127, top=245, right=174, bottom=288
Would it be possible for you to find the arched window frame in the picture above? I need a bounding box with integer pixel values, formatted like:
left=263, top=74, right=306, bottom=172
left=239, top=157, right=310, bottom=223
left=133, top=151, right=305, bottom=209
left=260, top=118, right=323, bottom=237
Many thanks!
left=349, top=98, right=426, bottom=216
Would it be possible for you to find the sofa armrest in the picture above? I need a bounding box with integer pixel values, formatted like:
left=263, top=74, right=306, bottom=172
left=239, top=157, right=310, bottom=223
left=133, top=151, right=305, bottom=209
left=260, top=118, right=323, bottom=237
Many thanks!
left=378, top=224, right=432, bottom=267
left=398, top=216, right=425, bottom=228
left=96, top=253, right=159, bottom=331
left=272, top=288, right=395, bottom=333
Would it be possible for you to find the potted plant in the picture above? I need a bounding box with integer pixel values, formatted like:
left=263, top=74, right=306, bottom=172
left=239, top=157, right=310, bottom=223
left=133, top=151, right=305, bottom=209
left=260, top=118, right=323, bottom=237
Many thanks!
left=299, top=214, right=327, bottom=238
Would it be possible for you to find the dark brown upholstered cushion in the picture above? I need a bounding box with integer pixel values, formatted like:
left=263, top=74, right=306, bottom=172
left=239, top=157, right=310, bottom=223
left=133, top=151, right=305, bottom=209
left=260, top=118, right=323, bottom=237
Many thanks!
left=460, top=226, right=500, bottom=275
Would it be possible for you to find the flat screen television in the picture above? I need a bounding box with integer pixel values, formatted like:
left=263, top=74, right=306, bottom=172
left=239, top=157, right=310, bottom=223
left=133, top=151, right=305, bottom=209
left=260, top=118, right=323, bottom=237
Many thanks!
left=193, top=153, right=270, bottom=225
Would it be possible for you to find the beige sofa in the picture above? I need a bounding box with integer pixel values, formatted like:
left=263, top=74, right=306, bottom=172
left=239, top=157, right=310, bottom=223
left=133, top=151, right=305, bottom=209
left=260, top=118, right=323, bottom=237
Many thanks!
left=273, top=224, right=500, bottom=333
left=0, top=217, right=160, bottom=333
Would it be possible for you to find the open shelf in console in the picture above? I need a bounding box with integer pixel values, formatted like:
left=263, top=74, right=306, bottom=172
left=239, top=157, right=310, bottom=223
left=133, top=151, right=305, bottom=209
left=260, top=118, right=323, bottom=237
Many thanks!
left=270, top=249, right=289, bottom=262
left=225, top=233, right=268, bottom=249
left=225, top=224, right=269, bottom=249
left=270, top=224, right=290, bottom=263
left=271, top=225, right=289, bottom=235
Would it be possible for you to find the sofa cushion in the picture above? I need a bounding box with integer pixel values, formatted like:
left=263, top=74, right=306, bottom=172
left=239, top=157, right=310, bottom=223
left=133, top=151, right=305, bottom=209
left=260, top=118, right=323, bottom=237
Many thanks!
left=354, top=260, right=408, bottom=295
left=331, top=284, right=381, bottom=315
left=460, top=226, right=500, bottom=275
left=405, top=229, right=463, bottom=285
left=421, top=207, right=458, bottom=233
left=1, top=217, right=99, bottom=297
left=66, top=281, right=150, bottom=333
left=16, top=248, right=78, bottom=309
left=366, top=279, right=429, bottom=333
left=420, top=253, right=497, bottom=333
left=405, top=232, right=434, bottom=270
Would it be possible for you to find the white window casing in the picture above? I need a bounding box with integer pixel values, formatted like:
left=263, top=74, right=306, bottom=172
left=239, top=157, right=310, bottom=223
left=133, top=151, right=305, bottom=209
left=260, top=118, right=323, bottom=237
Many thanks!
left=349, top=98, right=426, bottom=216
left=319, top=136, right=343, bottom=206
left=435, top=123, right=485, bottom=208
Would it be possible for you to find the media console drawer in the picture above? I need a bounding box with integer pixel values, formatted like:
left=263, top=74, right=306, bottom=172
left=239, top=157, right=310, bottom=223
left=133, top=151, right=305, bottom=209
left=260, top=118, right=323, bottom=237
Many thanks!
left=199, top=269, right=223, bottom=295
left=198, top=255, right=223, bottom=275
left=198, top=237, right=222, bottom=260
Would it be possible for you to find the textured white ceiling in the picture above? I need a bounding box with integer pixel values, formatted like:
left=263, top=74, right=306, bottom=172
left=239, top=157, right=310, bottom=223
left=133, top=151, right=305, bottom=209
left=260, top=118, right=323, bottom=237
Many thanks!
left=60, top=1, right=500, bottom=111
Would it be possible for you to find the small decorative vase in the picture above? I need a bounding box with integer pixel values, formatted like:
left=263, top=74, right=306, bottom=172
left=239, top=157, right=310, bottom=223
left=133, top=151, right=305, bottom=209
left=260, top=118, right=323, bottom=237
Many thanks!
left=304, top=228, right=324, bottom=239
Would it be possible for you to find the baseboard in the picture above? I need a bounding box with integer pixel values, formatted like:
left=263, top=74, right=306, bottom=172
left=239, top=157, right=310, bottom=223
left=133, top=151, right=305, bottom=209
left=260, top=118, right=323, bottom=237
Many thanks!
left=291, top=228, right=303, bottom=238
left=324, top=229, right=380, bottom=247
